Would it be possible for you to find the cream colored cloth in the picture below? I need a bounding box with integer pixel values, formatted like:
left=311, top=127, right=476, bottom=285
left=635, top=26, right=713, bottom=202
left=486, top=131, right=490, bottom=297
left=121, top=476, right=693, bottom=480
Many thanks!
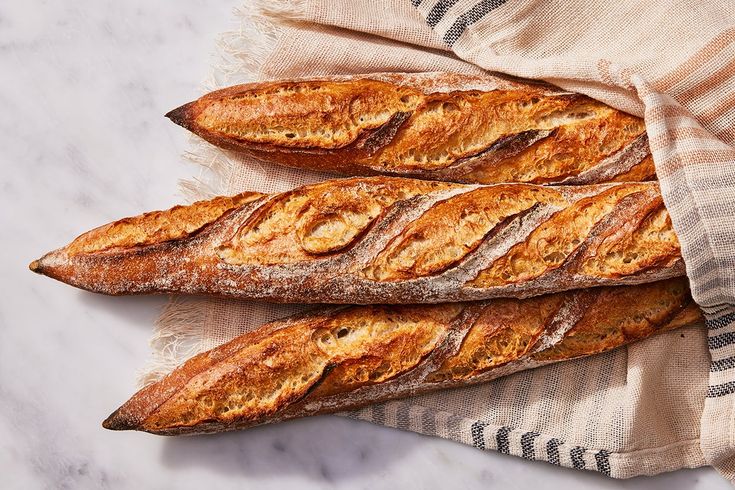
left=144, top=0, right=735, bottom=480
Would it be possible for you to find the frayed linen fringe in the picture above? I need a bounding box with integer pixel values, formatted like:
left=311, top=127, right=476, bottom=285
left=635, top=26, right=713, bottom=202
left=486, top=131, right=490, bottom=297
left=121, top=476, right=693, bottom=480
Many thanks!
left=137, top=296, right=210, bottom=387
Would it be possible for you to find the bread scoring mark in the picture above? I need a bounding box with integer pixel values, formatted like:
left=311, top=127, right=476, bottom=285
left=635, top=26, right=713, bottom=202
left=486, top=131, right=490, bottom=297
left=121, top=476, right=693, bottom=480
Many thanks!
left=532, top=279, right=692, bottom=361
left=362, top=185, right=565, bottom=281
left=468, top=183, right=649, bottom=288
left=216, top=178, right=453, bottom=265
left=145, top=322, right=328, bottom=430
left=297, top=208, right=379, bottom=255
left=306, top=304, right=459, bottom=398
left=435, top=128, right=555, bottom=179
left=464, top=108, right=647, bottom=184
left=65, top=192, right=264, bottom=256
left=367, top=92, right=604, bottom=171
left=355, top=111, right=412, bottom=154
left=427, top=294, right=564, bottom=382
left=580, top=199, right=681, bottom=277
left=196, top=79, right=422, bottom=149
left=610, top=154, right=656, bottom=182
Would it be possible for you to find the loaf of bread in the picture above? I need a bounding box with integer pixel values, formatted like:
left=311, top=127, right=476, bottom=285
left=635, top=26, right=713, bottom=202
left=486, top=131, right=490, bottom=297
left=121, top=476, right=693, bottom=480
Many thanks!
left=31, top=177, right=684, bottom=303
left=102, top=277, right=701, bottom=435
left=167, top=72, right=654, bottom=184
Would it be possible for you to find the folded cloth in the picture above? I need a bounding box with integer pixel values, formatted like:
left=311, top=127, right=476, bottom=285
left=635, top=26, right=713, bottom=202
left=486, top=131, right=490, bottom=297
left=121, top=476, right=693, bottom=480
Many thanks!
left=144, top=0, right=735, bottom=481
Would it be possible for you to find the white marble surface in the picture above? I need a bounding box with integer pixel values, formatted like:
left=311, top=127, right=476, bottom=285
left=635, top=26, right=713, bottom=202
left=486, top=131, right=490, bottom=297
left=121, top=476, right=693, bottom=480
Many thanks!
left=0, top=1, right=730, bottom=488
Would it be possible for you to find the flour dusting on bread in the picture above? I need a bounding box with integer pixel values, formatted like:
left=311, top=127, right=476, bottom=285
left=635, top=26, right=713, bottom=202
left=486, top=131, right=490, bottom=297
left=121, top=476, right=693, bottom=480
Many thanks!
left=32, top=177, right=684, bottom=304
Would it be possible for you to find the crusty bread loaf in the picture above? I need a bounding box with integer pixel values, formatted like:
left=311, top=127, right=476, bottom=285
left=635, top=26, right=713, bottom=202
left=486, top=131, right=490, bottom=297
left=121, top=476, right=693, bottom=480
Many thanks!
left=167, top=72, right=654, bottom=184
left=102, top=278, right=701, bottom=435
left=31, top=177, right=684, bottom=303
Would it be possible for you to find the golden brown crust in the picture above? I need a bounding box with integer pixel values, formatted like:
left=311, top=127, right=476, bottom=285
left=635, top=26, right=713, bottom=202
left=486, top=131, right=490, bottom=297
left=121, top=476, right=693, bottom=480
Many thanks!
left=468, top=184, right=650, bottom=287
left=65, top=192, right=263, bottom=256
left=102, top=278, right=702, bottom=435
left=31, top=177, right=685, bottom=303
left=610, top=154, right=657, bottom=182
left=167, top=72, right=651, bottom=185
left=457, top=105, right=645, bottom=184
left=362, top=185, right=564, bottom=281
left=217, top=178, right=452, bottom=265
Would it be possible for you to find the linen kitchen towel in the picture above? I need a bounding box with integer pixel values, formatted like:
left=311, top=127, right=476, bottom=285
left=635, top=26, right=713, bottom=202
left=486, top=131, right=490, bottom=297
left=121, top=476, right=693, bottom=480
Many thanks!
left=143, top=0, right=735, bottom=481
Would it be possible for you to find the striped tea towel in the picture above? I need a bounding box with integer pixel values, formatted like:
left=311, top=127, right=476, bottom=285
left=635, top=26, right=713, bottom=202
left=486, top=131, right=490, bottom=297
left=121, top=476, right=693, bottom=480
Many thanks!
left=145, top=0, right=735, bottom=481
left=408, top=0, right=735, bottom=480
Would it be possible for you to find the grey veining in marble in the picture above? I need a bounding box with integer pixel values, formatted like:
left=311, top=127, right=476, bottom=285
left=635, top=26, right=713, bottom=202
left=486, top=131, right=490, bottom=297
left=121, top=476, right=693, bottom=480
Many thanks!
left=0, top=1, right=729, bottom=488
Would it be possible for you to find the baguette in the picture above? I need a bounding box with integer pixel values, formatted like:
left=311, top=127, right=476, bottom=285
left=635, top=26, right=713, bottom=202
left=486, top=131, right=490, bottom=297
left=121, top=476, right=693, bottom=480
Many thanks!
left=167, top=72, right=654, bottom=184
left=103, top=278, right=701, bottom=435
left=31, top=177, right=684, bottom=303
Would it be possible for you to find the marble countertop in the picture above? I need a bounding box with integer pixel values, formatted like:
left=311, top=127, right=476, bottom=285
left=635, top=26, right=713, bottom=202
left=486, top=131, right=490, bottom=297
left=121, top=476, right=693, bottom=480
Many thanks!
left=1, top=1, right=729, bottom=488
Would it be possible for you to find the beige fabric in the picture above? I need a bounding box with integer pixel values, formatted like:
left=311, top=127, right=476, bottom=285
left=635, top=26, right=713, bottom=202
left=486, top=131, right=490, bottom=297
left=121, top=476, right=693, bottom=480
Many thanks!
left=409, top=0, right=735, bottom=482
left=143, top=0, right=735, bottom=480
